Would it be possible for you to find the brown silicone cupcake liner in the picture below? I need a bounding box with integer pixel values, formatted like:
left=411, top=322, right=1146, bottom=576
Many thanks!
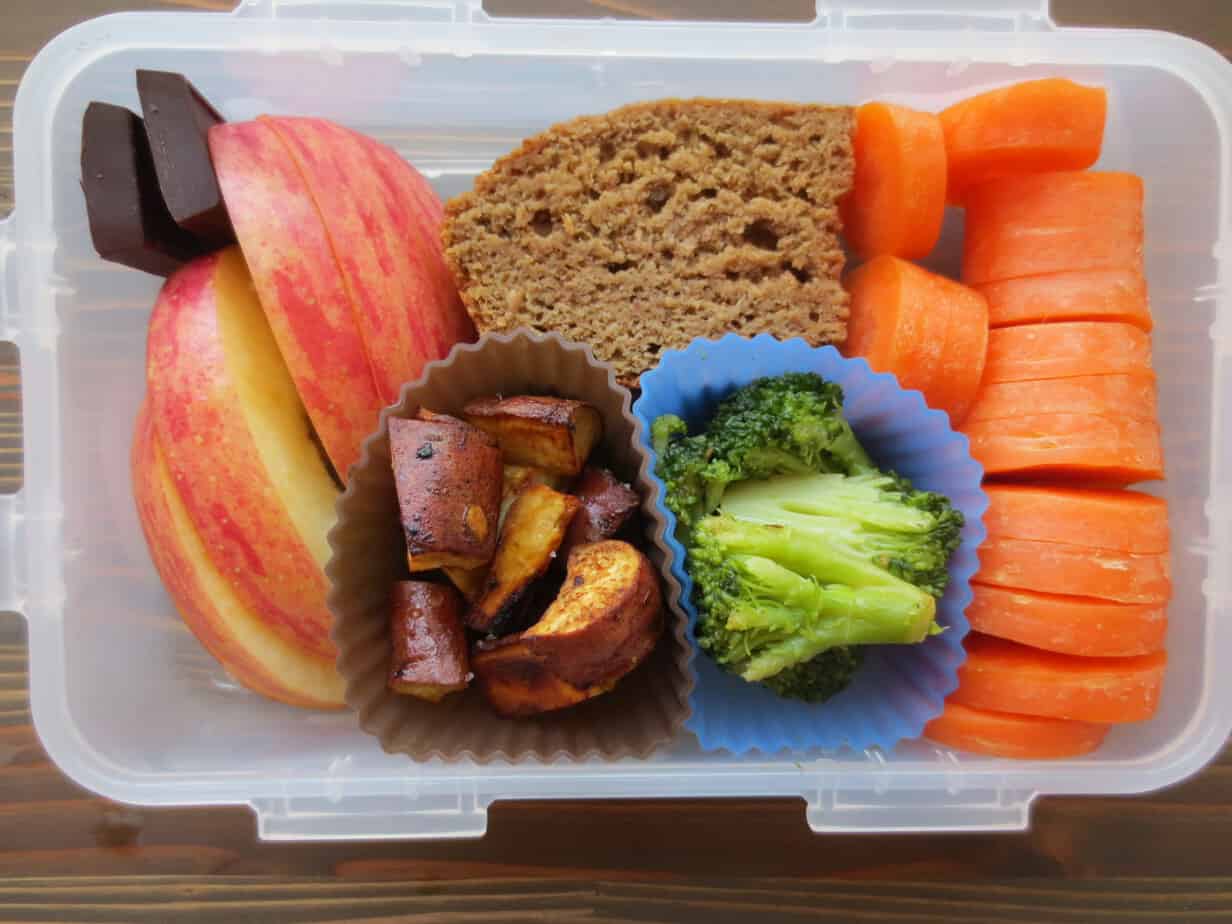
left=326, top=328, right=693, bottom=762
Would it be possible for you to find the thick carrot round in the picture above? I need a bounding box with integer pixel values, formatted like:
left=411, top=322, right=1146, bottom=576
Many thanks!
left=983, top=484, right=1169, bottom=554
left=963, top=413, right=1164, bottom=484
left=967, top=583, right=1167, bottom=657
left=977, top=535, right=1171, bottom=604
left=840, top=102, right=947, bottom=260
left=984, top=321, right=1153, bottom=384
left=941, top=78, right=1107, bottom=204
left=844, top=256, right=988, bottom=423
left=963, top=172, right=1144, bottom=286
left=929, top=274, right=989, bottom=426
left=925, top=701, right=1109, bottom=760
left=977, top=268, right=1151, bottom=331
left=965, top=374, right=1159, bottom=425
left=844, top=256, right=948, bottom=394
left=952, top=633, right=1167, bottom=723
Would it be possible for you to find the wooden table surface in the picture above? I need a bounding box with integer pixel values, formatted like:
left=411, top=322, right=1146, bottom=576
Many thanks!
left=2, top=1, right=1231, bottom=921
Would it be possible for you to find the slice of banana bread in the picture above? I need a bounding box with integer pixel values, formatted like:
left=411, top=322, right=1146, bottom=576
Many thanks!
left=442, top=98, right=855, bottom=384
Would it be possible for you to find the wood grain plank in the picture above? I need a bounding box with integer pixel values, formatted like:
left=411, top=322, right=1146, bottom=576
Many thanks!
left=0, top=877, right=1228, bottom=922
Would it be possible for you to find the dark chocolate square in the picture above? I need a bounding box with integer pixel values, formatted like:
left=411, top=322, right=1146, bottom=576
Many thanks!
left=80, top=101, right=201, bottom=277
left=137, top=70, right=234, bottom=247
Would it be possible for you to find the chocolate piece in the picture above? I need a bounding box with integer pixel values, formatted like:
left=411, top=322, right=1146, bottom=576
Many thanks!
left=137, top=70, right=234, bottom=247
left=80, top=101, right=200, bottom=277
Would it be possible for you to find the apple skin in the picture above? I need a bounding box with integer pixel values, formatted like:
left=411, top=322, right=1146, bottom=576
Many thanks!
left=132, top=400, right=345, bottom=710
left=347, top=123, right=476, bottom=364
left=263, top=116, right=475, bottom=404
left=208, top=118, right=382, bottom=480
left=145, top=248, right=339, bottom=658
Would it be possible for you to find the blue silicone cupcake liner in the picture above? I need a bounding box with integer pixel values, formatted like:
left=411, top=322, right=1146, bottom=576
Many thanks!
left=632, top=334, right=988, bottom=755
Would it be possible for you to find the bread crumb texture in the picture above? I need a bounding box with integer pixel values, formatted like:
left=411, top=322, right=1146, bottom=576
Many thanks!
left=443, top=98, right=856, bottom=383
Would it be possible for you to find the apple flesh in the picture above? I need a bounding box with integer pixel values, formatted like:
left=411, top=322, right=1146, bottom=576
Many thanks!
left=208, top=119, right=383, bottom=480
left=146, top=247, right=339, bottom=658
left=132, top=400, right=345, bottom=709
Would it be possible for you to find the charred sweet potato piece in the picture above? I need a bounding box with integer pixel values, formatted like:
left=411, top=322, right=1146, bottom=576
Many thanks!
left=416, top=408, right=461, bottom=424
left=523, top=540, right=663, bottom=688
left=390, top=416, right=502, bottom=572
left=471, top=636, right=614, bottom=718
left=503, top=464, right=570, bottom=499
left=501, top=464, right=571, bottom=525
left=466, top=484, right=580, bottom=635
left=439, top=459, right=565, bottom=598
left=388, top=581, right=470, bottom=702
left=463, top=396, right=603, bottom=477
left=442, top=565, right=487, bottom=602
left=559, top=467, right=641, bottom=559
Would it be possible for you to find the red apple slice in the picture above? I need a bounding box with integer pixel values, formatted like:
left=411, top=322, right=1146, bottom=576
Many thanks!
left=263, top=116, right=474, bottom=404
left=145, top=249, right=338, bottom=658
left=208, top=119, right=382, bottom=479
left=132, top=400, right=345, bottom=710
left=351, top=126, right=475, bottom=361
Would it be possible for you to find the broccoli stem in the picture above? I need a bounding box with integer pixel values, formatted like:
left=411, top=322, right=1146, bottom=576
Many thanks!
left=719, top=471, right=961, bottom=599
left=725, top=472, right=935, bottom=533
left=696, top=514, right=908, bottom=591
left=735, top=585, right=935, bottom=680
left=718, top=556, right=935, bottom=680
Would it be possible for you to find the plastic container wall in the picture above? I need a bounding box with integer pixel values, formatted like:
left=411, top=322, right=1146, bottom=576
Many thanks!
left=1, top=1, right=1229, bottom=837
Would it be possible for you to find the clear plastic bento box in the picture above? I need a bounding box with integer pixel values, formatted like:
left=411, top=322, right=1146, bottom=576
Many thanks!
left=1, top=0, right=1229, bottom=839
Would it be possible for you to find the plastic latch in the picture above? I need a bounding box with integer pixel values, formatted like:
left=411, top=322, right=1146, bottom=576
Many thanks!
left=806, top=785, right=1036, bottom=832
left=232, top=0, right=485, bottom=22
left=250, top=784, right=489, bottom=841
left=823, top=0, right=1053, bottom=31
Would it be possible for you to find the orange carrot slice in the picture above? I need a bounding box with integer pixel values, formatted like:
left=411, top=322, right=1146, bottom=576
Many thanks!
left=941, top=78, right=1107, bottom=204
left=844, top=256, right=948, bottom=396
left=930, top=277, right=990, bottom=426
left=967, top=583, right=1167, bottom=657
left=976, top=268, right=1151, bottom=331
left=977, top=535, right=1171, bottom=604
left=963, top=172, right=1143, bottom=285
left=951, top=633, right=1167, bottom=723
left=925, top=701, right=1109, bottom=759
left=965, top=374, right=1159, bottom=425
left=963, top=413, right=1164, bottom=484
left=844, top=256, right=988, bottom=423
left=983, top=484, right=1169, bottom=554
left=841, top=102, right=947, bottom=259
left=984, top=321, right=1153, bottom=384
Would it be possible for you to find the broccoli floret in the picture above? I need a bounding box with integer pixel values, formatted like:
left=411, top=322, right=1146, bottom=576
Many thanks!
left=650, top=414, right=688, bottom=456
left=656, top=371, right=961, bottom=705
left=690, top=518, right=937, bottom=688
left=720, top=471, right=963, bottom=598
left=761, top=648, right=866, bottom=704
left=653, top=373, right=874, bottom=530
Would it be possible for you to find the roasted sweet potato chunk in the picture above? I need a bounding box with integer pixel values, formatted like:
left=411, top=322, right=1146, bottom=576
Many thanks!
left=388, top=581, right=470, bottom=702
left=559, top=467, right=641, bottom=559
left=503, top=464, right=570, bottom=500
left=464, top=396, right=602, bottom=477
left=443, top=564, right=487, bottom=602
left=390, top=416, right=502, bottom=572
left=471, top=636, right=613, bottom=718
left=466, top=484, right=580, bottom=635
left=524, top=540, right=662, bottom=688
